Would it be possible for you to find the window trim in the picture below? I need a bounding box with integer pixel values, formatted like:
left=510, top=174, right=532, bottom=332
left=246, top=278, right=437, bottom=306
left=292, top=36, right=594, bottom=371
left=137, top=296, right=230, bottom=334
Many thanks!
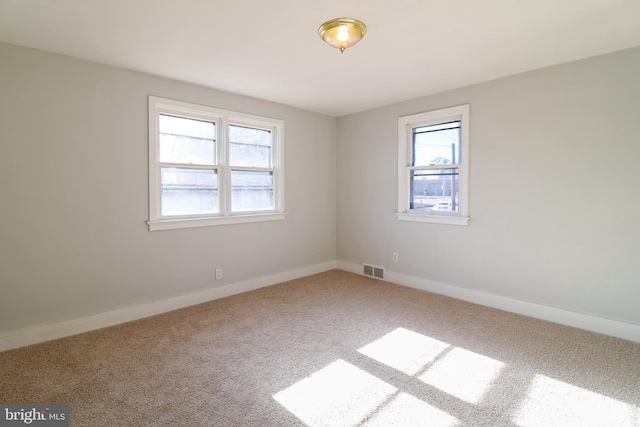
left=147, top=96, right=285, bottom=231
left=397, top=104, right=470, bottom=226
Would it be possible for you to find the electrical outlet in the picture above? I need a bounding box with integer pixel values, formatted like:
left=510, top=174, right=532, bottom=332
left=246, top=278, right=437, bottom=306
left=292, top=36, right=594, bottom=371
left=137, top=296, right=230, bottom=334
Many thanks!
left=215, top=268, right=223, bottom=280
left=392, top=252, right=399, bottom=262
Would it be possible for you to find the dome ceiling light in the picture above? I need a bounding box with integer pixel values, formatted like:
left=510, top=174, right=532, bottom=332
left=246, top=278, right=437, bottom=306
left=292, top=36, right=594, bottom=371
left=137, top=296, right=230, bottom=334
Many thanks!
left=318, top=18, right=367, bottom=53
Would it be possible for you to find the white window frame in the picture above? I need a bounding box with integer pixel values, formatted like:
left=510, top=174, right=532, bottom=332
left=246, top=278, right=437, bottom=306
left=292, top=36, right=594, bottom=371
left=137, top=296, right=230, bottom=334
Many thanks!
left=147, top=96, right=285, bottom=231
left=397, top=104, right=470, bottom=226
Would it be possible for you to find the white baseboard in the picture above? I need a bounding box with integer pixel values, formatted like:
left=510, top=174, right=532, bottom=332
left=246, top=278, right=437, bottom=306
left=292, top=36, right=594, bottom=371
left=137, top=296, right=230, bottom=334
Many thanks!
left=0, top=260, right=337, bottom=352
left=4, top=260, right=638, bottom=352
left=337, top=261, right=640, bottom=344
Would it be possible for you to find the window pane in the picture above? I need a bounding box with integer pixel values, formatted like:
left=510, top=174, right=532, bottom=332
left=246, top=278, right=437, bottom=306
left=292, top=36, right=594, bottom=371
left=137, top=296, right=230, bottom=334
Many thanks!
left=231, top=170, right=274, bottom=212
left=159, top=114, right=215, bottom=165
left=229, top=125, right=271, bottom=167
left=229, top=125, right=271, bottom=146
left=161, top=167, right=218, bottom=216
left=410, top=168, right=459, bottom=212
left=413, top=121, right=460, bottom=167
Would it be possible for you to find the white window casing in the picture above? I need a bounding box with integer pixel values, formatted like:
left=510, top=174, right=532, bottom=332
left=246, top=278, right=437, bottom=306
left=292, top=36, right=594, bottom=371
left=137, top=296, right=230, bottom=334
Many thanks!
left=148, top=96, right=285, bottom=231
left=397, top=104, right=470, bottom=226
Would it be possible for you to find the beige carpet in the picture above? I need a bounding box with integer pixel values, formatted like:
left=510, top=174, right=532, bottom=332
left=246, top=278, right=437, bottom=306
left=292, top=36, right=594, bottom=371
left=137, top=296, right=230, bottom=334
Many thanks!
left=2, top=270, right=640, bottom=426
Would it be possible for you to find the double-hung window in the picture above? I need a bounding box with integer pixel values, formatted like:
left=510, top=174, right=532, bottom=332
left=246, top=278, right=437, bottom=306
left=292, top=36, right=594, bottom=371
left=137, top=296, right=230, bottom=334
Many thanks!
left=397, top=104, right=469, bottom=225
left=147, top=96, right=284, bottom=231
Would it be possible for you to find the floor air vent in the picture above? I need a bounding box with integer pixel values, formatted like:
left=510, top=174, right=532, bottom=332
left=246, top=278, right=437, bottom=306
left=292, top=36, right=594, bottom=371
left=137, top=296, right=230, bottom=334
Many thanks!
left=363, top=263, right=385, bottom=280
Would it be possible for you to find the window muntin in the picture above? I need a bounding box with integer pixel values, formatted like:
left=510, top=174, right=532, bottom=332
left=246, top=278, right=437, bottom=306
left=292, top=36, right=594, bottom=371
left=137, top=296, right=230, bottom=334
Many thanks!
left=228, top=122, right=277, bottom=213
left=410, top=120, right=462, bottom=213
left=148, top=96, right=284, bottom=230
left=398, top=105, right=469, bottom=225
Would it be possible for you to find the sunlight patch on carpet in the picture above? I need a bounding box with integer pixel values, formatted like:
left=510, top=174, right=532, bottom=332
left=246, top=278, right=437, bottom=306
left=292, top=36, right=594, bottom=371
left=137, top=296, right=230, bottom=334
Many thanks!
left=358, top=327, right=449, bottom=376
left=363, top=392, right=458, bottom=427
left=358, top=327, right=506, bottom=404
left=419, top=347, right=506, bottom=404
left=273, top=359, right=396, bottom=427
left=275, top=326, right=638, bottom=426
left=273, top=357, right=459, bottom=427
left=513, top=374, right=640, bottom=427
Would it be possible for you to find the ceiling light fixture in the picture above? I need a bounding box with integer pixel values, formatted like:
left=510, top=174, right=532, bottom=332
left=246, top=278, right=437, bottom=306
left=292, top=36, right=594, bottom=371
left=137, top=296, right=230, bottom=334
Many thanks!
left=318, top=18, right=367, bottom=53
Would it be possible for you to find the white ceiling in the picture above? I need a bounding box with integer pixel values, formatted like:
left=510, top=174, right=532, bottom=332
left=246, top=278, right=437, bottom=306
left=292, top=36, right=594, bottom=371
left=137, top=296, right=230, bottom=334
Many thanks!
left=1, top=0, right=640, bottom=117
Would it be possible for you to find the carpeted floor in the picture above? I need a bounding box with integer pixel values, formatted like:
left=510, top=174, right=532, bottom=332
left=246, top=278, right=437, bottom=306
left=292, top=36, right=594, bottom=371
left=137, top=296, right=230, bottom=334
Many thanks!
left=1, top=270, right=639, bottom=426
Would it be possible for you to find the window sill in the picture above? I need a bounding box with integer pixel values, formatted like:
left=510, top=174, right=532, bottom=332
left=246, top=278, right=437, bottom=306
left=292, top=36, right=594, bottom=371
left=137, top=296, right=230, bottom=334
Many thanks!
left=396, top=212, right=469, bottom=226
left=148, top=212, right=287, bottom=231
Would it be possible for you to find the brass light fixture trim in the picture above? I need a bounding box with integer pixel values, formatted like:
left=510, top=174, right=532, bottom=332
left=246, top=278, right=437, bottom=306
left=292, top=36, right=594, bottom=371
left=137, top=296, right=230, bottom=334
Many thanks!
left=318, top=18, right=367, bottom=53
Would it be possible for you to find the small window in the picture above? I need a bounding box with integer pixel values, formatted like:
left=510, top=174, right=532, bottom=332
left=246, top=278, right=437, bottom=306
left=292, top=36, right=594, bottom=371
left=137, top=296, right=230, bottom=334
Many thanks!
left=148, top=97, right=285, bottom=231
left=397, top=105, right=469, bottom=225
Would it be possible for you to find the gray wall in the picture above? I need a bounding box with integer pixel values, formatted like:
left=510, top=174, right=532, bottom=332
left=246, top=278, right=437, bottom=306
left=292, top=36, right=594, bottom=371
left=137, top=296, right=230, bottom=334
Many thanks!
left=2, top=41, right=639, bottom=336
left=0, top=42, right=337, bottom=333
left=337, top=47, right=640, bottom=326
